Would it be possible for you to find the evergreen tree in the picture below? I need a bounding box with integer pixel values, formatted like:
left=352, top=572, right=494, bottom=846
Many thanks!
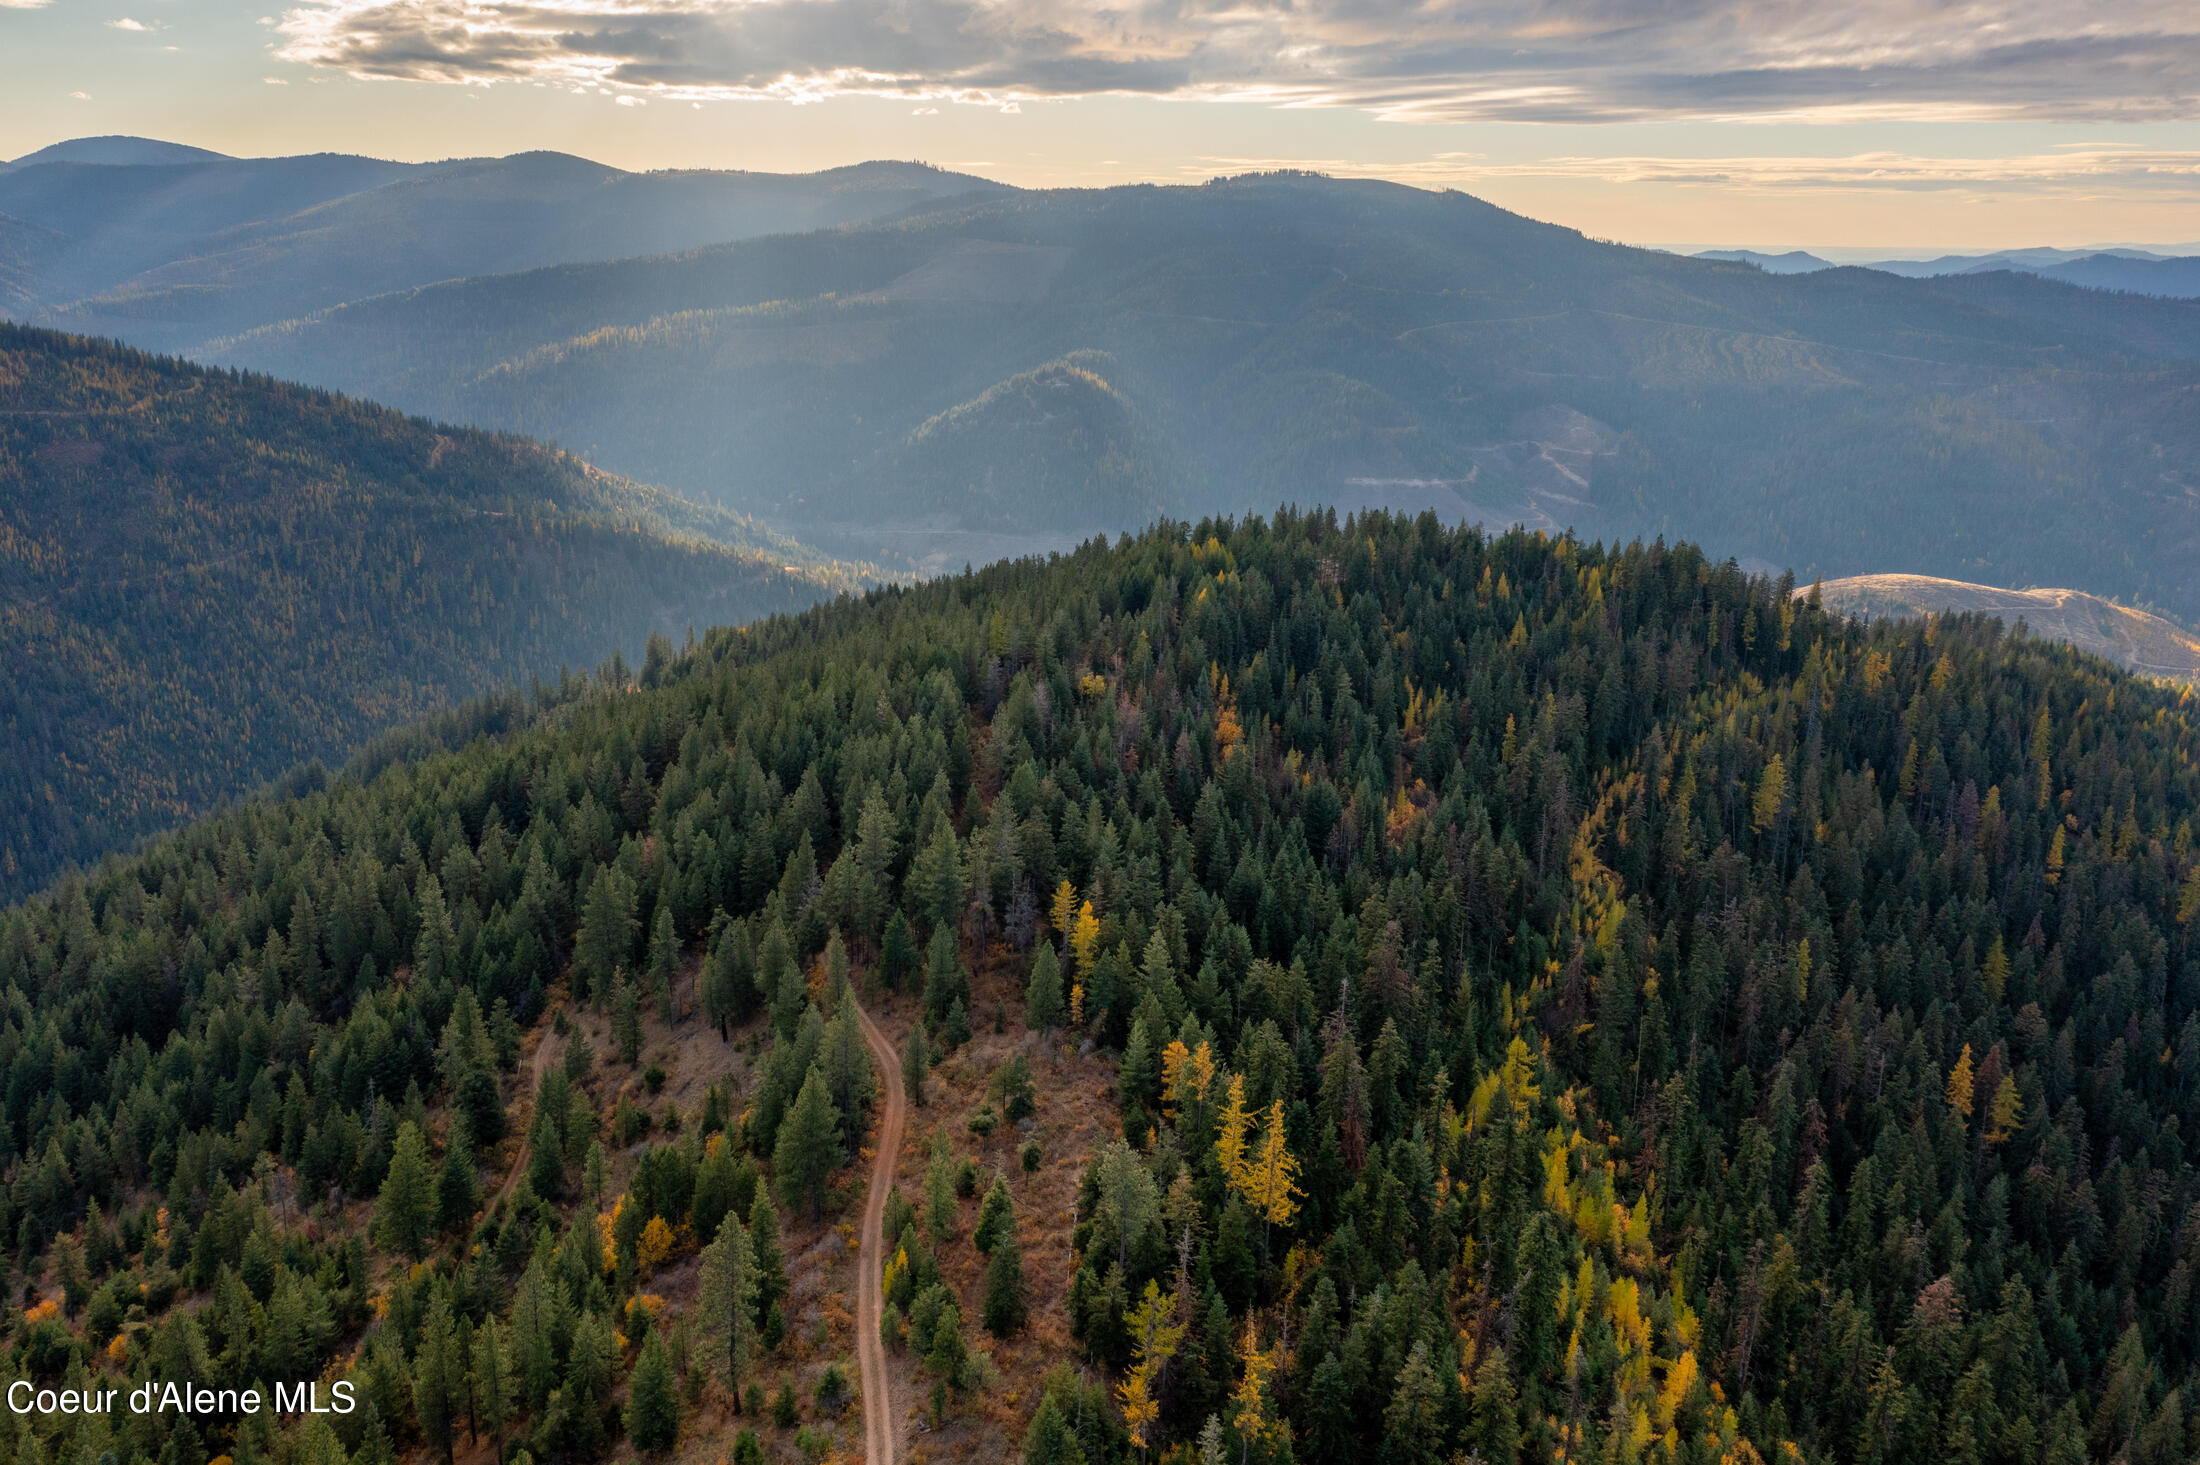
left=923, top=924, right=968, bottom=1027
left=821, top=997, right=878, bottom=1151
left=749, top=1193, right=788, bottom=1324
left=575, top=865, right=637, bottom=1000
left=904, top=1021, right=932, bottom=1107
left=625, top=1324, right=679, bottom=1454
left=1026, top=943, right=1066, bottom=1032
left=974, top=1173, right=1015, bottom=1254
left=983, top=1227, right=1027, bottom=1338
left=412, top=1294, right=462, bottom=1465
left=880, top=910, right=918, bottom=992
left=774, top=1064, right=845, bottom=1222
left=696, top=1212, right=761, bottom=1410
left=376, top=1121, right=435, bottom=1259
left=472, top=1317, right=513, bottom=1464
left=436, top=1124, right=481, bottom=1235
left=614, top=971, right=643, bottom=1066
left=645, top=902, right=678, bottom=1023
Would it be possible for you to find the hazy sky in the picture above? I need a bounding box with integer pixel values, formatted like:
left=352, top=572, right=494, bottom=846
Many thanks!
left=5, top=0, right=2200, bottom=249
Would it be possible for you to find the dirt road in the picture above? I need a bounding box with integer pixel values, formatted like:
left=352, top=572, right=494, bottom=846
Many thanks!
left=852, top=997, right=907, bottom=1465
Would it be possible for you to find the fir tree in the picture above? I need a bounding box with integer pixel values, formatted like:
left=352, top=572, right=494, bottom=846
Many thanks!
left=904, top=1021, right=932, bottom=1107
left=983, top=1228, right=1027, bottom=1338
left=436, top=1124, right=480, bottom=1236
left=749, top=1192, right=788, bottom=1324
left=412, top=1294, right=462, bottom=1465
left=696, top=1213, right=760, bottom=1410
left=974, top=1173, right=1015, bottom=1254
left=774, top=1064, right=845, bottom=1222
left=625, top=1324, right=680, bottom=1453
left=1026, top=944, right=1066, bottom=1032
left=376, top=1121, right=435, bottom=1259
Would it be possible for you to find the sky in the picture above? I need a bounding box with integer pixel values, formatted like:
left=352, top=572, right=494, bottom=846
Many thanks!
left=4, top=0, right=2199, bottom=250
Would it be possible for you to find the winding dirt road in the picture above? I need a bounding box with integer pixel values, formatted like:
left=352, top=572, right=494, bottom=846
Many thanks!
left=852, top=997, right=907, bottom=1465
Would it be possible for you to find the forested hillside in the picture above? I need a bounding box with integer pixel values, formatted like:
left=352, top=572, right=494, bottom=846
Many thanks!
left=0, top=511, right=2194, bottom=1465
left=0, top=143, right=1002, bottom=356
left=207, top=174, right=2200, bottom=606
left=0, top=323, right=865, bottom=901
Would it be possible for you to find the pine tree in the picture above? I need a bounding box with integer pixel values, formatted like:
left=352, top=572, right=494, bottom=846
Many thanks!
left=749, top=1192, right=788, bottom=1323
left=1471, top=1351, right=1520, bottom=1464
left=821, top=997, right=878, bottom=1150
left=983, top=1228, right=1027, bottom=1338
left=774, top=1064, right=845, bottom=1222
left=646, top=901, right=678, bottom=1023
left=1026, top=944, right=1066, bottom=1032
left=436, top=1124, right=480, bottom=1235
left=527, top=1103, right=568, bottom=1199
left=923, top=923, right=968, bottom=1027
left=625, top=1324, right=680, bottom=1453
left=705, top=919, right=757, bottom=1037
left=575, top=865, right=637, bottom=1000
left=472, top=1317, right=513, bottom=1464
left=614, top=970, right=643, bottom=1066
left=413, top=873, right=456, bottom=991
left=880, top=910, right=918, bottom=992
left=904, top=1021, right=932, bottom=1106
left=974, top=1174, right=1015, bottom=1254
left=377, top=1121, right=435, bottom=1259
left=412, top=1294, right=461, bottom=1465
left=696, top=1214, right=760, bottom=1409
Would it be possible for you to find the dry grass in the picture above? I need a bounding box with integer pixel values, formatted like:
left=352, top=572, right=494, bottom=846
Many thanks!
left=865, top=942, right=1119, bottom=1465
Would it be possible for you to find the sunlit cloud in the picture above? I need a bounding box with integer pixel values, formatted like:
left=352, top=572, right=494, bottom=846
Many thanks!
left=1184, top=148, right=2200, bottom=196
left=272, top=0, right=2200, bottom=123
left=106, top=16, right=152, bottom=29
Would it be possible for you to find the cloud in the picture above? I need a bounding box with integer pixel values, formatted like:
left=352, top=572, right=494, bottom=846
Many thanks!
left=1179, top=147, right=2200, bottom=198
left=106, top=16, right=151, bottom=29
left=0, top=1, right=54, bottom=9
left=272, top=0, right=2200, bottom=123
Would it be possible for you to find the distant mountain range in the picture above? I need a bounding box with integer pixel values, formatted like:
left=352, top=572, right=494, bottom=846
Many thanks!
left=0, top=135, right=1004, bottom=353
left=181, top=172, right=2200, bottom=614
left=1808, top=575, right=2200, bottom=684
left=14, top=137, right=2200, bottom=615
left=1695, top=245, right=2200, bottom=297
left=0, top=322, right=867, bottom=900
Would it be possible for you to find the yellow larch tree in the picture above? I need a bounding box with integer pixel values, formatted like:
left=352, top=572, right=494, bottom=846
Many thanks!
left=1051, top=879, right=1079, bottom=948
left=1230, top=1316, right=1287, bottom=1463
left=1214, top=1072, right=1253, bottom=1186
left=1161, top=1039, right=1216, bottom=1120
left=1117, top=1279, right=1186, bottom=1456
left=1984, top=1074, right=2024, bottom=1146
left=1945, top=1044, right=1975, bottom=1130
left=1235, top=1099, right=1303, bottom=1249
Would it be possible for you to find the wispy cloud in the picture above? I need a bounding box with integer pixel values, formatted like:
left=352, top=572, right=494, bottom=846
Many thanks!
left=272, top=0, right=2200, bottom=123
left=1184, top=148, right=2200, bottom=195
left=105, top=16, right=152, bottom=29
left=0, top=1, right=55, bottom=9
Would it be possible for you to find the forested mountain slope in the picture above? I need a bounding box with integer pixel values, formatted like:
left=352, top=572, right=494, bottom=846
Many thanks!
left=0, top=323, right=864, bottom=901
left=0, top=512, right=2195, bottom=1465
left=0, top=142, right=1002, bottom=355
left=207, top=174, right=2200, bottom=605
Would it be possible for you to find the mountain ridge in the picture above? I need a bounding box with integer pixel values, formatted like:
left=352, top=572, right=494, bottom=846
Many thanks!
left=199, top=172, right=2200, bottom=613
left=0, top=321, right=867, bottom=900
